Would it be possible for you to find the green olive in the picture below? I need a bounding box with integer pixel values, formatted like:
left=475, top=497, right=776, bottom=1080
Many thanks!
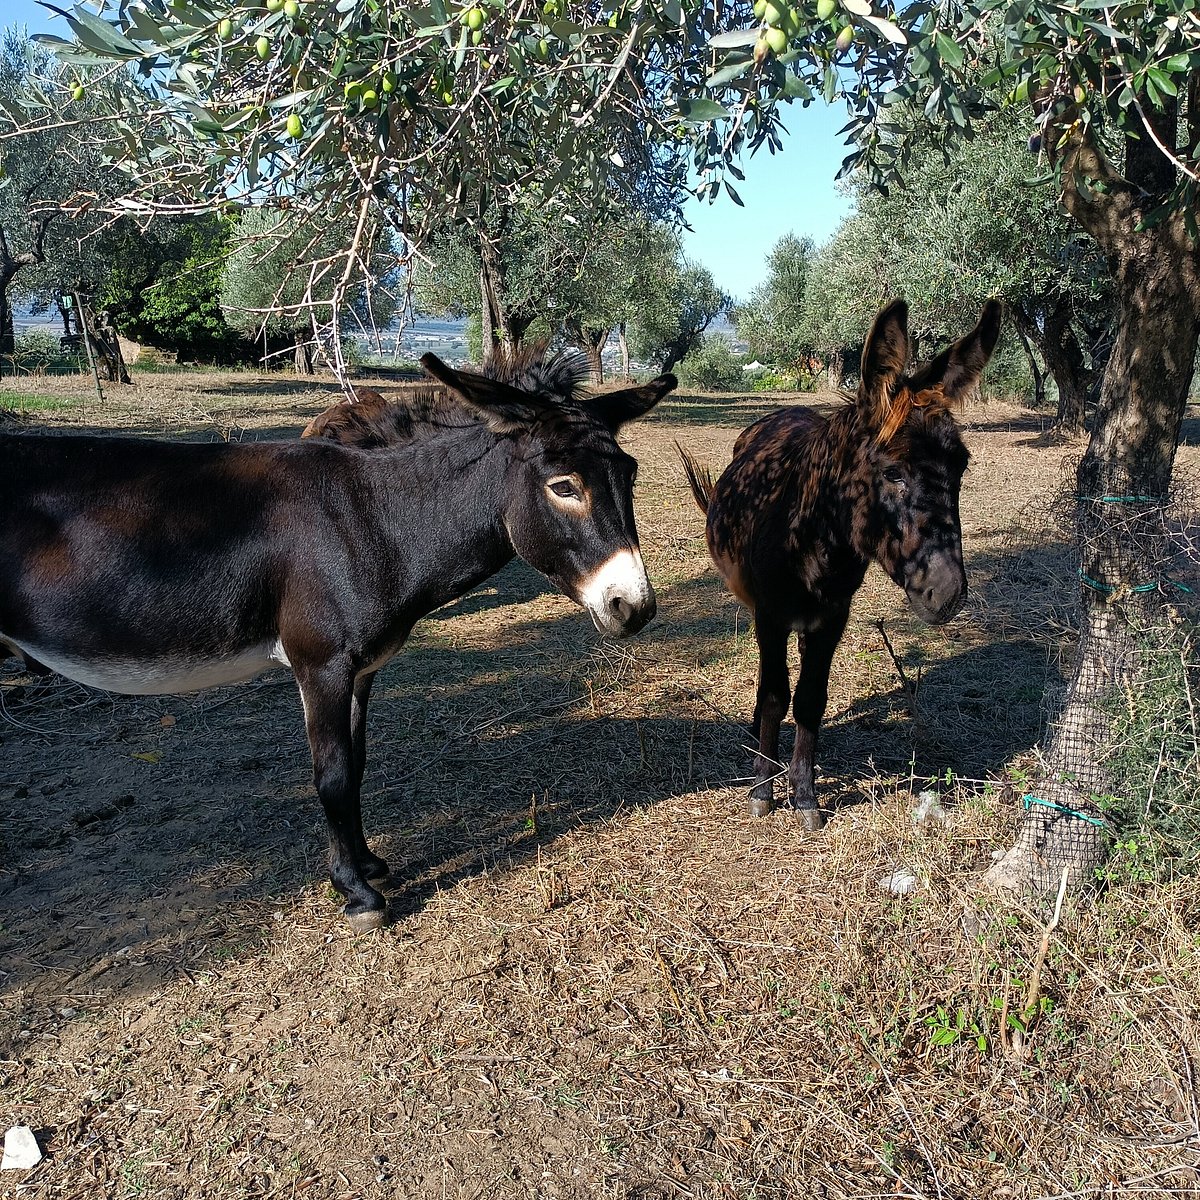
left=764, top=25, right=788, bottom=53
left=283, top=0, right=300, bottom=15
left=286, top=112, right=303, bottom=138
left=816, top=0, right=836, bottom=18
left=361, top=87, right=379, bottom=108
left=835, top=23, right=854, bottom=51
left=465, top=6, right=485, bottom=29
left=217, top=17, right=233, bottom=38
left=255, top=35, right=271, bottom=59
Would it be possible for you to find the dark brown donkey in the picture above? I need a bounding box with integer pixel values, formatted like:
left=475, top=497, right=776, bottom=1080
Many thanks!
left=0, top=351, right=675, bottom=929
left=679, top=299, right=1000, bottom=826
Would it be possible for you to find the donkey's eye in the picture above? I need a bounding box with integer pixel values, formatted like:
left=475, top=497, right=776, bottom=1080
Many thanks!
left=549, top=479, right=580, bottom=500
left=883, top=467, right=906, bottom=485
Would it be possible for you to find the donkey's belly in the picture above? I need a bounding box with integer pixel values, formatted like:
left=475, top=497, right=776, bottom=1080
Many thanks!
left=0, top=633, right=290, bottom=696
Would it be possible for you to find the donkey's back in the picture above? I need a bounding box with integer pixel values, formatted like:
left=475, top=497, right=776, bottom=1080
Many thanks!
left=731, top=405, right=827, bottom=461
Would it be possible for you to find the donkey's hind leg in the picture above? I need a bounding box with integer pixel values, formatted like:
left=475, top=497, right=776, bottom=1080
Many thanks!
left=784, top=609, right=849, bottom=831
left=748, top=618, right=789, bottom=817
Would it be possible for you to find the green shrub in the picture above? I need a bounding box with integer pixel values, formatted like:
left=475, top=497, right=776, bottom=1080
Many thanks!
left=1101, top=623, right=1200, bottom=881
left=980, top=330, right=1034, bottom=403
left=745, top=367, right=799, bottom=392
left=677, top=335, right=744, bottom=392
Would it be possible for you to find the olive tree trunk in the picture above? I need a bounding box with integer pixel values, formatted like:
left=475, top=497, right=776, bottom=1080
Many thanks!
left=1042, top=297, right=1091, bottom=434
left=0, top=209, right=58, bottom=356
left=564, top=317, right=608, bottom=384
left=985, top=114, right=1200, bottom=893
left=1010, top=312, right=1047, bottom=409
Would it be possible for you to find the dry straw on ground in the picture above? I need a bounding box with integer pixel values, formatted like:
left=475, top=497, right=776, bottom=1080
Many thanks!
left=1, top=374, right=1198, bottom=1198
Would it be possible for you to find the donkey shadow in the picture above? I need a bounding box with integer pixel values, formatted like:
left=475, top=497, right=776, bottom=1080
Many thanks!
left=0, top=574, right=747, bottom=1008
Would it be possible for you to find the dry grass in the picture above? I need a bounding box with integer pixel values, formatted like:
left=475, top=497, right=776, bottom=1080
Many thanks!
left=2, top=371, right=1199, bottom=1199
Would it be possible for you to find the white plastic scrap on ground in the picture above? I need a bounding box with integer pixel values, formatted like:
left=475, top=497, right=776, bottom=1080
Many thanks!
left=879, top=867, right=919, bottom=896
left=912, top=790, right=949, bottom=825
left=2, top=1126, right=42, bottom=1170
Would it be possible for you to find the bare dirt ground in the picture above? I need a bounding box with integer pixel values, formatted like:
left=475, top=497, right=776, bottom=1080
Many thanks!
left=2, top=371, right=1199, bottom=1199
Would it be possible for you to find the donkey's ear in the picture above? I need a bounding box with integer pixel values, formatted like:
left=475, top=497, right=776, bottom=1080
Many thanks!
left=910, top=300, right=1003, bottom=402
left=420, top=353, right=552, bottom=433
left=584, top=374, right=677, bottom=432
left=860, top=299, right=910, bottom=411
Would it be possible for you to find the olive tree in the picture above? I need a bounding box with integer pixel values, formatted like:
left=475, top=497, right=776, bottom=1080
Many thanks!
left=733, top=233, right=816, bottom=373
left=626, top=252, right=730, bottom=375
left=796, top=109, right=1113, bottom=424
left=221, top=207, right=397, bottom=372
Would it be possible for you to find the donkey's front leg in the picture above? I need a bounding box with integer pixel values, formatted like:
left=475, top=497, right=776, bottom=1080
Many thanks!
left=748, top=618, right=789, bottom=818
left=296, top=662, right=387, bottom=931
left=350, top=670, right=389, bottom=882
left=785, top=610, right=849, bottom=831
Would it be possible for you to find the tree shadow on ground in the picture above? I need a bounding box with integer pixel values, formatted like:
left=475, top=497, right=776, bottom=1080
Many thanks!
left=962, top=412, right=1061, bottom=437
left=0, top=555, right=1052, bottom=1013
left=191, top=378, right=346, bottom=399
left=0, top=413, right=361, bottom=446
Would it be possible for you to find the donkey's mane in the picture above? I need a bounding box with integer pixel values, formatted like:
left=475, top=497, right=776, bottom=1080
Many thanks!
left=488, top=342, right=591, bottom=405
left=301, top=345, right=590, bottom=449
left=833, top=379, right=962, bottom=448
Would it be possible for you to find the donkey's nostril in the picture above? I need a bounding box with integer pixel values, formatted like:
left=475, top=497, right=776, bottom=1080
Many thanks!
left=611, top=596, right=633, bottom=625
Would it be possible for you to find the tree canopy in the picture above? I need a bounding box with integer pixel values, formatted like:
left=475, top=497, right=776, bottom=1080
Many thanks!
left=787, top=107, right=1113, bottom=424
left=414, top=208, right=727, bottom=378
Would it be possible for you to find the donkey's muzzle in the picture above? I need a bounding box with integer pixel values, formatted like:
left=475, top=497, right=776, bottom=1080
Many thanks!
left=581, top=549, right=657, bottom=639
left=905, top=558, right=966, bottom=626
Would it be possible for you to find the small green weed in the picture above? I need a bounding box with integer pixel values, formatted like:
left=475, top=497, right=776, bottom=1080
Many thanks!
left=924, top=1004, right=989, bottom=1053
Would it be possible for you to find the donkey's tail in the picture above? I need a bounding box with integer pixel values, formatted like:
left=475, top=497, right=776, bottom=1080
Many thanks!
left=675, top=441, right=715, bottom=515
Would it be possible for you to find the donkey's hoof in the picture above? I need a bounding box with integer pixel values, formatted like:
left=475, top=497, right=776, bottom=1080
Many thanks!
left=790, top=804, right=825, bottom=832
left=345, top=905, right=388, bottom=933
left=747, top=794, right=773, bottom=818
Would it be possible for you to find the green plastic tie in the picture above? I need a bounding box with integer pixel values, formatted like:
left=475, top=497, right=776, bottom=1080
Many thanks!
left=1022, top=794, right=1108, bottom=829
left=1095, top=494, right=1163, bottom=504
left=1078, top=569, right=1191, bottom=596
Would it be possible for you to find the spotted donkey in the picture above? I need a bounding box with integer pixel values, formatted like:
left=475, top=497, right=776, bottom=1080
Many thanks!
left=679, top=299, right=1001, bottom=825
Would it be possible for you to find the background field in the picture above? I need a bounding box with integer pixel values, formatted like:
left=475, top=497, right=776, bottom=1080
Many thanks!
left=2, top=374, right=1199, bottom=1199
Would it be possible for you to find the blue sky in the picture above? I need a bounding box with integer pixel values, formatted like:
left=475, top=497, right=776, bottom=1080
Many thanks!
left=7, top=0, right=849, bottom=300
left=680, top=104, right=852, bottom=301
